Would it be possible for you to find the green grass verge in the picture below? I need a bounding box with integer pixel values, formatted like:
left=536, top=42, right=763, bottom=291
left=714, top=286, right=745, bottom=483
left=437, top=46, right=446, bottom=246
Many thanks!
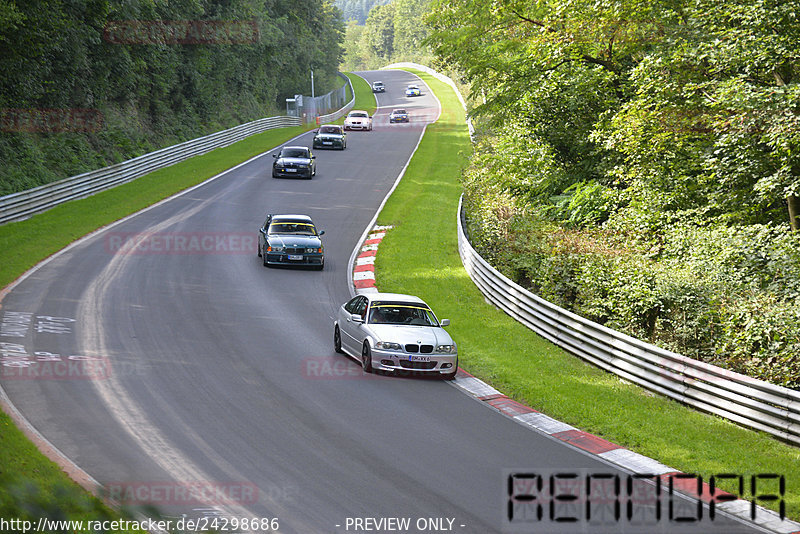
left=0, top=73, right=371, bottom=526
left=0, top=409, right=149, bottom=532
left=348, top=74, right=377, bottom=116
left=374, top=69, right=800, bottom=520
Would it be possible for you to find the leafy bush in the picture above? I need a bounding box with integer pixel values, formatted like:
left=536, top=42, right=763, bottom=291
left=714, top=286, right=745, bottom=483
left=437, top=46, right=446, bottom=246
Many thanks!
left=464, top=166, right=800, bottom=388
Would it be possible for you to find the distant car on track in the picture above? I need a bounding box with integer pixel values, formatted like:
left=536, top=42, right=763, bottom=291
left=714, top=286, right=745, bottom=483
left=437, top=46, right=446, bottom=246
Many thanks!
left=313, top=124, right=346, bottom=150
left=389, top=109, right=409, bottom=123
left=333, top=292, right=457, bottom=379
left=344, top=110, right=373, bottom=131
left=272, top=146, right=315, bottom=178
left=372, top=81, right=385, bottom=93
left=258, top=214, right=325, bottom=270
left=405, top=84, right=421, bottom=97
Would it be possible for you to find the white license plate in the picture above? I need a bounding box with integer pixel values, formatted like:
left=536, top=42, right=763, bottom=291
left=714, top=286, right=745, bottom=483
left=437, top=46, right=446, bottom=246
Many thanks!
left=410, top=355, right=430, bottom=362
left=287, top=254, right=303, bottom=260
left=323, top=141, right=332, bottom=145
left=286, top=168, right=297, bottom=172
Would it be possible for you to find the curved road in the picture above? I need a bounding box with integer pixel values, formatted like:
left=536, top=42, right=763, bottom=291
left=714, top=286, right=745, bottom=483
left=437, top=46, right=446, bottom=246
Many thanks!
left=0, top=70, right=762, bottom=534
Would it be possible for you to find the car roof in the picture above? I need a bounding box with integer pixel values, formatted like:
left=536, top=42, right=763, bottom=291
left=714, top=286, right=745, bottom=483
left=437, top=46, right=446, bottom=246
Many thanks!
left=364, top=293, right=427, bottom=305
left=373, top=80, right=383, bottom=84
left=280, top=145, right=309, bottom=151
left=391, top=109, right=407, bottom=113
left=270, top=214, right=314, bottom=223
left=348, top=110, right=369, bottom=115
left=319, top=124, right=341, bottom=128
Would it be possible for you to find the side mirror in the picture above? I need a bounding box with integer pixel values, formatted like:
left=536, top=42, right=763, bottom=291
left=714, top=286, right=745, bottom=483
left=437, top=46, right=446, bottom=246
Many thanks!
left=311, top=155, right=316, bottom=159
left=318, top=230, right=325, bottom=236
left=350, top=314, right=364, bottom=323
left=440, top=319, right=450, bottom=327
left=273, top=154, right=278, bottom=158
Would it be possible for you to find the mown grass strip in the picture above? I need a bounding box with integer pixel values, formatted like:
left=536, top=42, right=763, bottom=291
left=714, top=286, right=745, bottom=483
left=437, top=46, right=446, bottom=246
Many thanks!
left=374, top=69, right=800, bottom=520
left=0, top=73, right=369, bottom=526
left=348, top=74, right=377, bottom=116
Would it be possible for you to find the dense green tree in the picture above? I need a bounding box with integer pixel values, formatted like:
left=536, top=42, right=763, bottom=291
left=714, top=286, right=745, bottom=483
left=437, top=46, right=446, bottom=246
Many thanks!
left=0, top=0, right=344, bottom=195
left=391, top=0, right=428, bottom=58
left=363, top=2, right=395, bottom=60
left=592, top=0, right=800, bottom=229
left=335, top=0, right=391, bottom=24
left=427, top=0, right=799, bottom=229
left=340, top=0, right=431, bottom=70
left=426, top=0, right=800, bottom=386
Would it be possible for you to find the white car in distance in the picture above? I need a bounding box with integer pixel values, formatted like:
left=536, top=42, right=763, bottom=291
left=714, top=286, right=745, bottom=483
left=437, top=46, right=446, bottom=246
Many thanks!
left=343, top=110, right=373, bottom=131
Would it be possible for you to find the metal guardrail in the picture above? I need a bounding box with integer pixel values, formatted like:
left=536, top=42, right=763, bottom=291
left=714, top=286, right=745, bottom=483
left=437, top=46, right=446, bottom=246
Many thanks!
left=457, top=196, right=800, bottom=446
left=0, top=115, right=301, bottom=225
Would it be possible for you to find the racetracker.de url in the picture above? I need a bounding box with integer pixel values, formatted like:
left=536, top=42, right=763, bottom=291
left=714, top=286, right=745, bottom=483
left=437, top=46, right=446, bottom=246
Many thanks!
left=0, top=516, right=280, bottom=533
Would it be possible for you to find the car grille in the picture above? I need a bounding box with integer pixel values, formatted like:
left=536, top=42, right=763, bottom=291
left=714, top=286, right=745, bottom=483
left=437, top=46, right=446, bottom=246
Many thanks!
left=404, top=344, right=433, bottom=353
left=398, top=360, right=437, bottom=370
left=285, top=247, right=304, bottom=254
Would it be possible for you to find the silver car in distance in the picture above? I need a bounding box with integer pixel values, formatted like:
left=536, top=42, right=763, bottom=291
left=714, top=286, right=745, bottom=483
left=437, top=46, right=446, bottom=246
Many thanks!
left=334, top=293, right=458, bottom=379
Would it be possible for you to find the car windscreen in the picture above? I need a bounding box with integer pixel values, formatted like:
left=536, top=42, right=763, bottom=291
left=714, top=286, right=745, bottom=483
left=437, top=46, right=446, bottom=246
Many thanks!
left=279, top=149, right=308, bottom=158
left=319, top=126, right=340, bottom=134
left=368, top=302, right=437, bottom=326
left=392, top=110, right=407, bottom=114
left=268, top=222, right=317, bottom=235
left=350, top=113, right=368, bottom=118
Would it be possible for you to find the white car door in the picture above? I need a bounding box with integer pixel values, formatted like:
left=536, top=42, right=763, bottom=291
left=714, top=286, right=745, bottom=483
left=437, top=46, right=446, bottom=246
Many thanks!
left=340, top=296, right=367, bottom=353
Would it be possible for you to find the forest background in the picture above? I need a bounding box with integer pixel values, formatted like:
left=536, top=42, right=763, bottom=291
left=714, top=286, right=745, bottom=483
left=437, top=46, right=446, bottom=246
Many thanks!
left=343, top=0, right=800, bottom=388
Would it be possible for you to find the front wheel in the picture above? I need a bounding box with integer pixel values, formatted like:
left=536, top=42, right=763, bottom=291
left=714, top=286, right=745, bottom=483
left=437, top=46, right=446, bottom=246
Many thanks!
left=333, top=325, right=343, bottom=354
left=361, top=342, right=373, bottom=373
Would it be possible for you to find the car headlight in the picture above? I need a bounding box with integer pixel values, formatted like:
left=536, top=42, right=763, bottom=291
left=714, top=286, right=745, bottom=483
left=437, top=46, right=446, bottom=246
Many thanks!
left=435, top=344, right=456, bottom=354
left=375, top=341, right=402, bottom=350
left=267, top=246, right=284, bottom=252
left=306, top=247, right=322, bottom=253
